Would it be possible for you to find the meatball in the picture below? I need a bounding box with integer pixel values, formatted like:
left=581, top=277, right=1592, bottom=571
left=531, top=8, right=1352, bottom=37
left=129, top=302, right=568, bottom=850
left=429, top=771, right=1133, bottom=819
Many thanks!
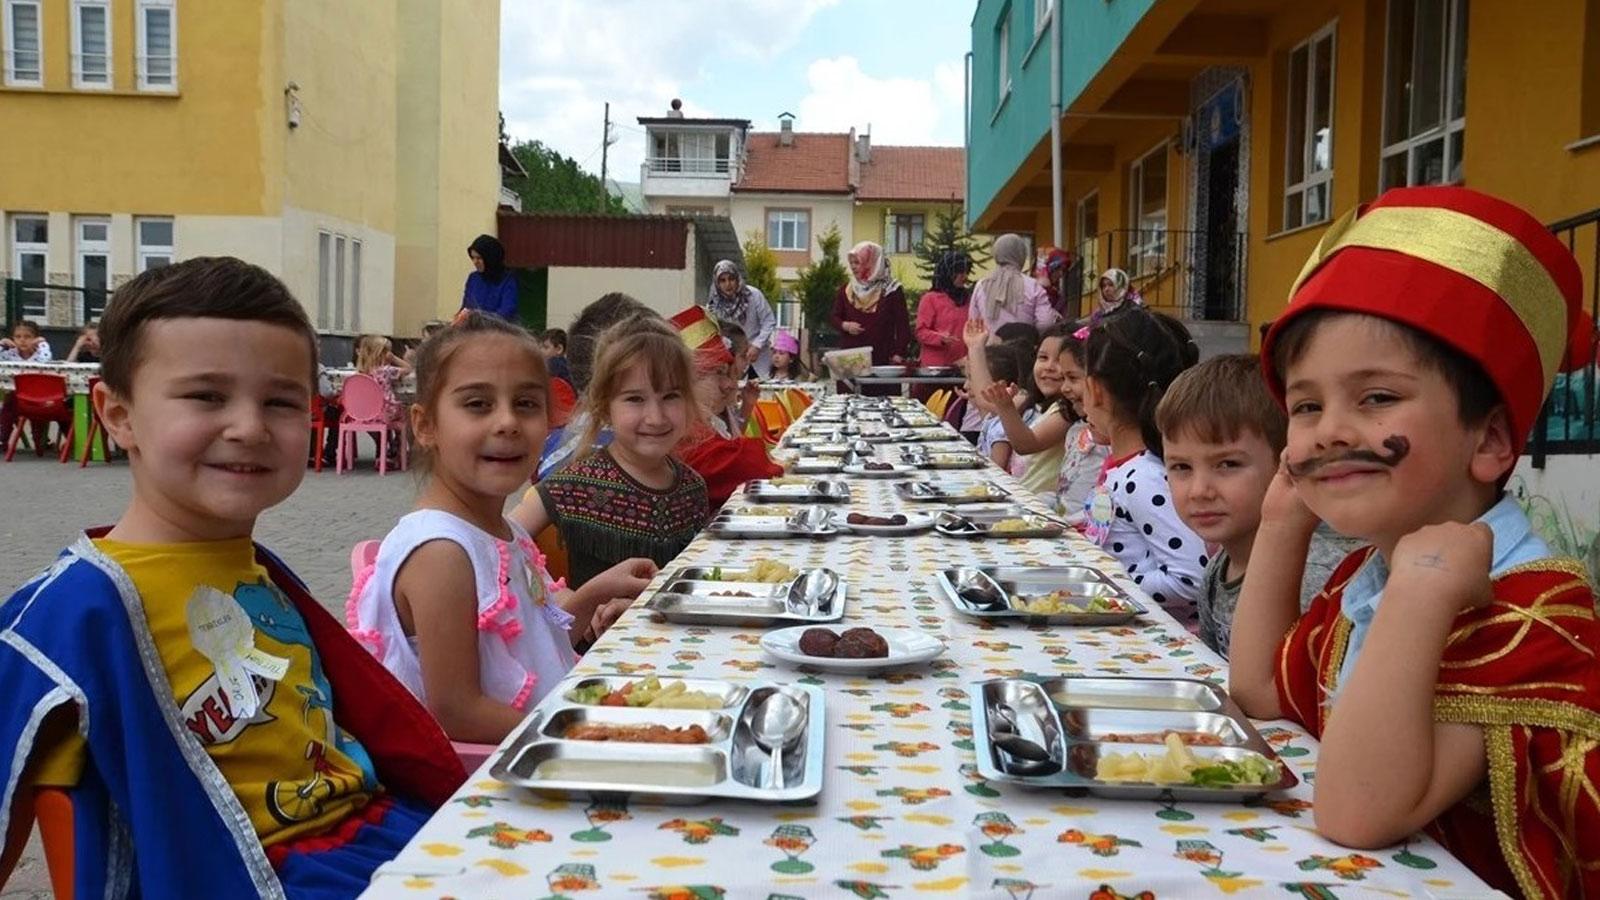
left=834, top=627, right=889, bottom=658
left=798, top=628, right=840, bottom=658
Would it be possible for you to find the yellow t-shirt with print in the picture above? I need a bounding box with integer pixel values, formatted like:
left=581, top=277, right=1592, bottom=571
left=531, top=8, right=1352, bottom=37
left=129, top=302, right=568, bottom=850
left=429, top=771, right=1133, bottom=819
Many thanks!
left=33, top=538, right=377, bottom=847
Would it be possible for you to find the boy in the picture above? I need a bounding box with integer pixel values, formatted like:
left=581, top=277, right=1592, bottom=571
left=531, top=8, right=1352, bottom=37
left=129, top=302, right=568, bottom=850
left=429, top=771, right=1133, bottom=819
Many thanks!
left=539, top=327, right=573, bottom=383
left=1156, top=354, right=1359, bottom=656
left=0, top=258, right=462, bottom=898
left=0, top=320, right=56, bottom=449
left=1230, top=187, right=1600, bottom=897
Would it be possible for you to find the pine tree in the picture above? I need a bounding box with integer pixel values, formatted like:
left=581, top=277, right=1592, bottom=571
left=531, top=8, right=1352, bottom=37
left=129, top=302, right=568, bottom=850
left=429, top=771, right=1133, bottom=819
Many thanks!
left=740, top=232, right=782, bottom=304
left=794, top=225, right=849, bottom=334
left=913, top=203, right=991, bottom=282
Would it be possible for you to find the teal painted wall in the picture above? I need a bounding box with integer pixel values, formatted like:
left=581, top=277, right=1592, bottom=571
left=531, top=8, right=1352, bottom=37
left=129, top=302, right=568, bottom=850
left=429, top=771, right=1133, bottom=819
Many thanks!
left=967, top=0, right=1161, bottom=228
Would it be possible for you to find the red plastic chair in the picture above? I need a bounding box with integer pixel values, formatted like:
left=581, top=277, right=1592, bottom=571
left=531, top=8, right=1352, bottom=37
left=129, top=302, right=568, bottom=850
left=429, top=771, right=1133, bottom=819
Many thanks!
left=309, top=397, right=331, bottom=473
left=4, top=374, right=74, bottom=463
left=549, top=378, right=577, bottom=429
left=336, top=374, right=407, bottom=475
left=78, top=377, right=113, bottom=467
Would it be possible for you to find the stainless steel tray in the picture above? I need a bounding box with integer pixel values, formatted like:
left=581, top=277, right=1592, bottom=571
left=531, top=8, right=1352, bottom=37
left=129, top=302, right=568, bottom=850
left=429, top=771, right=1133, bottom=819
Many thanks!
left=744, top=479, right=851, bottom=503
left=969, top=675, right=1298, bottom=802
left=784, top=432, right=843, bottom=447
left=935, top=508, right=1065, bottom=539
left=706, top=506, right=838, bottom=539
left=901, top=449, right=987, bottom=469
left=864, top=365, right=914, bottom=377
left=895, top=480, right=1012, bottom=504
left=491, top=676, right=825, bottom=803
left=643, top=565, right=848, bottom=626
left=933, top=565, right=1147, bottom=625
left=789, top=457, right=845, bottom=474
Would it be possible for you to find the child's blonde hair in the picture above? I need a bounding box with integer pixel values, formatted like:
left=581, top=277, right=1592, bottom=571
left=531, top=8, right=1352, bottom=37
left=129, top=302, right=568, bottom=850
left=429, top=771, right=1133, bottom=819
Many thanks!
left=354, top=334, right=392, bottom=374
left=410, top=312, right=548, bottom=476
left=580, top=314, right=695, bottom=452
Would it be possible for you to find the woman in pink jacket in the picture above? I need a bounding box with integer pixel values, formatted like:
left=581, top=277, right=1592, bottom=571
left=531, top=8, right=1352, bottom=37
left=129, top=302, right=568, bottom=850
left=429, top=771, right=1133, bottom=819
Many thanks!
left=915, top=250, right=973, bottom=368
left=969, top=233, right=1058, bottom=330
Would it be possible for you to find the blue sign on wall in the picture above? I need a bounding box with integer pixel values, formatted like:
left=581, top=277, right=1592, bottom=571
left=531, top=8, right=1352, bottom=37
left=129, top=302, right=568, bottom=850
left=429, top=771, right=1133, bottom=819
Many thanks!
left=1197, top=81, right=1243, bottom=151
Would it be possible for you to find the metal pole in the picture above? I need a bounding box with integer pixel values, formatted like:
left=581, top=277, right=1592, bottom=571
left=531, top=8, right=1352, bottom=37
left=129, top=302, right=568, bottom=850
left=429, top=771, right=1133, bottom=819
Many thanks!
left=963, top=51, right=973, bottom=231
left=1049, top=1, right=1063, bottom=248
left=599, top=102, right=611, bottom=213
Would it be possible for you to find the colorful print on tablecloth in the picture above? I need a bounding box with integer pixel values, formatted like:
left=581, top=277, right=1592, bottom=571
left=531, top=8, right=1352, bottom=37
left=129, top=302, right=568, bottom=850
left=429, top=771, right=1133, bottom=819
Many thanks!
left=881, top=842, right=965, bottom=871
left=1278, top=884, right=1341, bottom=900
left=1224, top=825, right=1280, bottom=843
left=975, top=811, right=1023, bottom=857
left=659, top=817, right=740, bottom=845
left=992, top=877, right=1043, bottom=900
left=1295, top=853, right=1382, bottom=881
left=452, top=794, right=503, bottom=808
left=1089, top=884, right=1155, bottom=900
left=870, top=702, right=930, bottom=719
left=1058, top=829, right=1141, bottom=857
left=640, top=885, right=726, bottom=900
left=465, top=821, right=553, bottom=850
left=834, top=881, right=898, bottom=899
left=937, top=687, right=969, bottom=710
left=572, top=799, right=630, bottom=842
left=766, top=823, right=817, bottom=874
left=1256, top=726, right=1311, bottom=758
left=1391, top=840, right=1439, bottom=869
left=959, top=762, right=1000, bottom=797
left=873, top=741, right=940, bottom=758
left=945, top=719, right=975, bottom=751
left=838, top=815, right=892, bottom=831
left=544, top=862, right=600, bottom=897
left=875, top=786, right=951, bottom=805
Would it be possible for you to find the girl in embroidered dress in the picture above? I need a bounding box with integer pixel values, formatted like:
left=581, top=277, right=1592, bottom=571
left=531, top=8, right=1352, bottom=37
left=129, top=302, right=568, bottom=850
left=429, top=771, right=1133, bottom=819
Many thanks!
left=350, top=313, right=660, bottom=743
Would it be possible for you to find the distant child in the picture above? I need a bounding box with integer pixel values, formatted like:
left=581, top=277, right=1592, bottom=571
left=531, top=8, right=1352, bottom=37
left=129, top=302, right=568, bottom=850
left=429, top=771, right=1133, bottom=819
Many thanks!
left=1079, top=306, right=1206, bottom=626
left=973, top=321, right=1079, bottom=500
left=513, top=314, right=709, bottom=588
left=1156, top=354, right=1358, bottom=656
left=768, top=330, right=808, bottom=381
left=973, top=341, right=1031, bottom=473
left=1228, top=187, right=1600, bottom=895
left=0, top=258, right=462, bottom=898
left=540, top=292, right=657, bottom=478
left=717, top=320, right=760, bottom=430
left=0, top=319, right=59, bottom=450
left=354, top=333, right=412, bottom=421
left=66, top=323, right=101, bottom=362
left=353, top=313, right=661, bottom=744
left=673, top=306, right=783, bottom=507
left=539, top=327, right=573, bottom=384
left=1051, top=331, right=1107, bottom=522
left=956, top=321, right=1040, bottom=443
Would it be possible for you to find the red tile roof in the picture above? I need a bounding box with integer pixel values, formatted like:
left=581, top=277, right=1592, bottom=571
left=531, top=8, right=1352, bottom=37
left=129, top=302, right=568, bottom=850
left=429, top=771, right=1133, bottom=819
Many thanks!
left=857, top=146, right=965, bottom=203
left=733, top=132, right=852, bottom=195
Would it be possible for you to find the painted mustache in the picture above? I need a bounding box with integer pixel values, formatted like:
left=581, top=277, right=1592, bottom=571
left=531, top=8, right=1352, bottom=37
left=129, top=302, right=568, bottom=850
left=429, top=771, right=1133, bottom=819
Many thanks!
left=1286, top=435, right=1411, bottom=479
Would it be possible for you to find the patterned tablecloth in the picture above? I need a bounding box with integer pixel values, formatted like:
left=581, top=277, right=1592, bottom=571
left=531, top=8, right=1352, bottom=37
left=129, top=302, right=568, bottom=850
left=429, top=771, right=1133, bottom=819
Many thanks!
left=0, top=360, right=100, bottom=393
left=362, top=407, right=1495, bottom=900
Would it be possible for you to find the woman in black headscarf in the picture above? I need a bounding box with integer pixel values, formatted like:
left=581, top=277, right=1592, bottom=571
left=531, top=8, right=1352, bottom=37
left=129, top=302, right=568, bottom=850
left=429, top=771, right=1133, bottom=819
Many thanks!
left=460, top=234, right=519, bottom=320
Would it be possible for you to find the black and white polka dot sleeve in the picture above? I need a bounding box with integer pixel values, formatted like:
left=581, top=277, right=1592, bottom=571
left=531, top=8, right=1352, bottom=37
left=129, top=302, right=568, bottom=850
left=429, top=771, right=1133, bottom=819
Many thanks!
left=1110, top=454, right=1208, bottom=610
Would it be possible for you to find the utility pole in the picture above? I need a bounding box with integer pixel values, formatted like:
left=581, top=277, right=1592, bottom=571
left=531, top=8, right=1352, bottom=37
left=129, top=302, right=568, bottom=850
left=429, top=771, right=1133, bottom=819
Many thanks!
left=599, top=101, right=613, bottom=213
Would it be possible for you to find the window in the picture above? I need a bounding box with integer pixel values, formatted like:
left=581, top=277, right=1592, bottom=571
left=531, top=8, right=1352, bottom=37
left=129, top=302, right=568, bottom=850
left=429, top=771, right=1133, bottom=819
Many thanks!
left=72, top=0, right=110, bottom=88
left=649, top=131, right=731, bottom=174
left=349, top=239, right=362, bottom=332
left=4, top=0, right=41, bottom=86
left=1076, top=191, right=1099, bottom=294
left=334, top=235, right=346, bottom=331
left=316, top=229, right=361, bottom=331
left=1381, top=0, right=1468, bottom=189
left=136, top=217, right=173, bottom=272
left=1127, top=144, right=1169, bottom=277
left=766, top=210, right=810, bottom=252
left=890, top=213, right=924, bottom=254
left=10, top=215, right=48, bottom=320
left=1285, top=23, right=1337, bottom=230
left=1033, top=0, right=1054, bottom=35
left=666, top=205, right=714, bottom=216
left=137, top=0, right=176, bottom=90
left=75, top=217, right=110, bottom=325
left=1584, top=0, right=1600, bottom=138
left=995, top=8, right=1012, bottom=103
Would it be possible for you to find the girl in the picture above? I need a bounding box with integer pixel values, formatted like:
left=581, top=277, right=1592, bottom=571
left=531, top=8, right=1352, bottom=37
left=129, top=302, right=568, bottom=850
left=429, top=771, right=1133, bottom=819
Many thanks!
left=354, top=333, right=412, bottom=422
left=971, top=321, right=1075, bottom=499
left=1080, top=306, right=1207, bottom=627
left=974, top=342, right=1031, bottom=473
left=350, top=313, right=659, bottom=743
left=673, top=306, right=783, bottom=507
left=768, top=331, right=808, bottom=381
left=970, top=234, right=1058, bottom=331
left=1053, top=333, right=1108, bottom=523
left=705, top=259, right=778, bottom=376
left=514, top=315, right=710, bottom=591
left=829, top=241, right=910, bottom=397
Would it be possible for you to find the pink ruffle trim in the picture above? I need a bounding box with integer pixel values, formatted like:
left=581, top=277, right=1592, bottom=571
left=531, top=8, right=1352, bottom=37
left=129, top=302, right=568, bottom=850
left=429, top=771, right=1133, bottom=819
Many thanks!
left=345, top=560, right=385, bottom=658
left=509, top=671, right=537, bottom=711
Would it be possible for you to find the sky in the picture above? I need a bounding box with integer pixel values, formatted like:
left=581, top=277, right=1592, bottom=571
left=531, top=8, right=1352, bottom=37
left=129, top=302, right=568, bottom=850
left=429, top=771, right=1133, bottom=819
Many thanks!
left=499, top=0, right=975, bottom=186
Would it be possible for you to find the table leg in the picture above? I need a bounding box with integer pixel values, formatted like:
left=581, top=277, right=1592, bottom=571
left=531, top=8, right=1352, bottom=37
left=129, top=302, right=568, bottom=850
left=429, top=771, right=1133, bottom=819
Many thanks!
left=72, top=393, right=103, bottom=461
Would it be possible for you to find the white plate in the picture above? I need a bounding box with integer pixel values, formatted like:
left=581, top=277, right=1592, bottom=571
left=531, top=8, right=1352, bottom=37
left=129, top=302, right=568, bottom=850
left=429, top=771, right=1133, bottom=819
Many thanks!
left=839, top=511, right=935, bottom=535
left=760, top=626, right=946, bottom=672
left=841, top=463, right=917, bottom=478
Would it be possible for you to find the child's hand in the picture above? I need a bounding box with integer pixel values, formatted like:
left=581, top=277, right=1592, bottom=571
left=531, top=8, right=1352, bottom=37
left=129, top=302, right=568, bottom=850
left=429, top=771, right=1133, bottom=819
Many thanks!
left=590, top=596, right=633, bottom=637
left=980, top=381, right=1017, bottom=412
left=0, top=339, right=12, bottom=349
left=841, top=321, right=865, bottom=335
left=963, top=319, right=988, bottom=349
left=1261, top=451, right=1320, bottom=535
left=592, top=557, right=658, bottom=603
left=1390, top=521, right=1494, bottom=612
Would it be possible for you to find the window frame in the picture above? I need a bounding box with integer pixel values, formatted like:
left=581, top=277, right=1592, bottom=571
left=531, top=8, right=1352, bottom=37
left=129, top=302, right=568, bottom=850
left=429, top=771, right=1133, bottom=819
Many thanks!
left=317, top=231, right=332, bottom=330
left=136, top=0, right=177, bottom=92
left=1032, top=0, right=1054, bottom=36
left=71, top=0, right=111, bottom=90
left=136, top=216, right=174, bottom=273
left=889, top=212, right=925, bottom=255
left=1379, top=0, right=1468, bottom=190
left=349, top=238, right=362, bottom=332
left=996, top=6, right=1012, bottom=106
left=4, top=0, right=42, bottom=87
left=765, top=208, right=811, bottom=252
left=74, top=216, right=111, bottom=326
left=11, top=214, right=49, bottom=320
left=1283, top=21, right=1338, bottom=230
left=1126, top=142, right=1170, bottom=278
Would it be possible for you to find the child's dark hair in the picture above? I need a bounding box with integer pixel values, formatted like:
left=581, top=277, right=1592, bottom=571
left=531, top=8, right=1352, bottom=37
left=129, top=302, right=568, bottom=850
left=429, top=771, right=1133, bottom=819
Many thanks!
left=718, top=320, right=749, bottom=364
left=568, top=292, right=657, bottom=390
left=1270, top=309, right=1500, bottom=425
left=1026, top=321, right=1078, bottom=412
left=541, top=328, right=567, bottom=352
left=411, top=311, right=548, bottom=475
left=984, top=341, right=1032, bottom=400
left=1084, top=306, right=1199, bottom=458
left=11, top=319, right=40, bottom=337
left=994, top=322, right=1040, bottom=347
left=1156, top=354, right=1287, bottom=455
left=97, top=256, right=316, bottom=396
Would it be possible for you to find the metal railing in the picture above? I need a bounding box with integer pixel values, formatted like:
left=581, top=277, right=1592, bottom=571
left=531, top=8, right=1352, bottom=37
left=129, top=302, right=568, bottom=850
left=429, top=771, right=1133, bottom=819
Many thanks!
left=3, top=278, right=109, bottom=329
left=644, top=156, right=733, bottom=176
left=1073, top=228, right=1247, bottom=323
left=1530, top=207, right=1600, bottom=467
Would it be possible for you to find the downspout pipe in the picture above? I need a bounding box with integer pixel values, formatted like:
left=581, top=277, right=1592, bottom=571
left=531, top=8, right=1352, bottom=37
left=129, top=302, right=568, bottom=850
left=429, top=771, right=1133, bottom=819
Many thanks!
left=1049, top=1, right=1063, bottom=248
left=964, top=51, right=973, bottom=230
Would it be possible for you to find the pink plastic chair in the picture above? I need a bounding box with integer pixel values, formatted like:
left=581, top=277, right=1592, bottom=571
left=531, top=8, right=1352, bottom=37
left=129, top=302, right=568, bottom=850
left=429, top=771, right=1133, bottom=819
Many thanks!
left=345, top=538, right=497, bottom=771
left=336, top=373, right=408, bottom=475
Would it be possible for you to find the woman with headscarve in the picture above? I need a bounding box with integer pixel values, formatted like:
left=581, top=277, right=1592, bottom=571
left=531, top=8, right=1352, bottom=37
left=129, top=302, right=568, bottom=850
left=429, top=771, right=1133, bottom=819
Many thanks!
left=1090, top=267, right=1141, bottom=323
left=969, top=233, right=1058, bottom=331
left=460, top=234, right=519, bottom=320
left=703, top=259, right=777, bottom=377
left=915, top=249, right=974, bottom=368
left=829, top=241, right=911, bottom=396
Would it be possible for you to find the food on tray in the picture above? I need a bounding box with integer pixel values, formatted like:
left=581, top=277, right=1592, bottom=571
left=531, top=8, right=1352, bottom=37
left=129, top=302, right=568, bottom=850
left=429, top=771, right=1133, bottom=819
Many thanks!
left=768, top=477, right=813, bottom=487
left=1102, top=730, right=1225, bottom=747
left=1095, top=734, right=1278, bottom=786
left=989, top=518, right=1038, bottom=533
left=961, top=484, right=998, bottom=497
left=533, top=758, right=721, bottom=787
left=563, top=722, right=711, bottom=744
left=565, top=677, right=725, bottom=709
left=846, top=512, right=908, bottom=527
left=797, top=626, right=889, bottom=659
left=1051, top=691, right=1206, bottom=712
left=1009, top=591, right=1129, bottom=614
left=711, top=590, right=755, bottom=597
left=705, top=560, right=799, bottom=584
left=732, top=506, right=797, bottom=517
left=929, top=454, right=976, bottom=466
left=863, top=461, right=896, bottom=471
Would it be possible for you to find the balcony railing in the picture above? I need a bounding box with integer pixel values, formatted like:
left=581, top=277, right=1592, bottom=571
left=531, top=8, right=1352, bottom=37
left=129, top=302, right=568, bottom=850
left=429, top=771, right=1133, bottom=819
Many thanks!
left=644, top=156, right=733, bottom=176
left=4, top=278, right=109, bottom=329
left=1530, top=206, right=1600, bottom=466
left=1073, top=228, right=1247, bottom=323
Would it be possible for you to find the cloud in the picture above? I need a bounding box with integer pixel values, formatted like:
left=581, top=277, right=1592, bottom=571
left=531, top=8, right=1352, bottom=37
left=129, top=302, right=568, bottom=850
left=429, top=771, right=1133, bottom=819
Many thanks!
left=499, top=0, right=841, bottom=180
left=790, top=55, right=965, bottom=146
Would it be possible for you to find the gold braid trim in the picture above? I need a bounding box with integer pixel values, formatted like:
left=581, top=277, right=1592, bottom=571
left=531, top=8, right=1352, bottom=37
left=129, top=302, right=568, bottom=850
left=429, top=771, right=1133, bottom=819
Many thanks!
left=1495, top=556, right=1596, bottom=586
left=1486, top=724, right=1551, bottom=900
left=1434, top=695, right=1600, bottom=739
left=1317, top=615, right=1353, bottom=719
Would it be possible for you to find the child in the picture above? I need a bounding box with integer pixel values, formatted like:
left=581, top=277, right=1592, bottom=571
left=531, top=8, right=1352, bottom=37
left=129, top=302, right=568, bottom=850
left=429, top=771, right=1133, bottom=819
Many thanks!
left=768, top=330, right=807, bottom=381
left=1051, top=331, right=1107, bottom=522
left=352, top=313, right=658, bottom=744
left=673, top=306, right=783, bottom=507
left=975, top=321, right=1079, bottom=500
left=1228, top=187, right=1600, bottom=894
left=0, top=258, right=461, bottom=898
left=512, top=314, right=709, bottom=594
left=1079, top=306, right=1206, bottom=626
left=1155, top=354, right=1358, bottom=656
left=539, top=327, right=573, bottom=384
left=66, top=323, right=101, bottom=362
left=974, top=341, right=1031, bottom=473
left=353, top=333, right=412, bottom=422
left=0, top=319, right=51, bottom=362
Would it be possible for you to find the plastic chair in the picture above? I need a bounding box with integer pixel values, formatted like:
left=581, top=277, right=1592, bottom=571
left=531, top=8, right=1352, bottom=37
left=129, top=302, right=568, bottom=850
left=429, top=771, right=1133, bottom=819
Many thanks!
left=336, top=374, right=408, bottom=475
left=3, top=374, right=74, bottom=463
left=753, top=399, right=790, bottom=446
left=784, top=387, right=813, bottom=413
left=925, top=388, right=952, bottom=419
left=549, top=378, right=577, bottom=429
left=308, top=397, right=331, bottom=473
left=0, top=786, right=73, bottom=896
left=78, top=377, right=113, bottom=467
left=534, top=524, right=570, bottom=584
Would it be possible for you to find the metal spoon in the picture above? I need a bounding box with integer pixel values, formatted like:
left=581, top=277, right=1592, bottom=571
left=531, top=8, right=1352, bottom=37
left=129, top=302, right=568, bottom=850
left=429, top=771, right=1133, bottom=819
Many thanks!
left=787, top=569, right=839, bottom=617
left=937, top=512, right=983, bottom=535
left=952, top=567, right=1009, bottom=610
left=989, top=702, right=1060, bottom=774
left=752, top=691, right=808, bottom=790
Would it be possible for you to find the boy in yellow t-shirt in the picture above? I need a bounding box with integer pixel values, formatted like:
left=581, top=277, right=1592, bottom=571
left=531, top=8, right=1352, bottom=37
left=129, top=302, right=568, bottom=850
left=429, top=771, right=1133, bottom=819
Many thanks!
left=0, top=258, right=462, bottom=899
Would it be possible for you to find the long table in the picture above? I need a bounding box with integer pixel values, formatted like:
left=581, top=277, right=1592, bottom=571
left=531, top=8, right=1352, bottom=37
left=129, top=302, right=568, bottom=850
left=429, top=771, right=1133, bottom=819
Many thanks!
left=362, top=401, right=1495, bottom=899
left=0, top=360, right=106, bottom=461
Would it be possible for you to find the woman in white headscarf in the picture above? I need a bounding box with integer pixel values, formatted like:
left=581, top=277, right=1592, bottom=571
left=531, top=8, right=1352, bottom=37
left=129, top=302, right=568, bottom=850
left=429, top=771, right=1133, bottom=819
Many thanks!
left=703, top=259, right=777, bottom=376
left=829, top=240, right=910, bottom=396
left=969, top=233, right=1058, bottom=331
left=1091, top=267, right=1142, bottom=321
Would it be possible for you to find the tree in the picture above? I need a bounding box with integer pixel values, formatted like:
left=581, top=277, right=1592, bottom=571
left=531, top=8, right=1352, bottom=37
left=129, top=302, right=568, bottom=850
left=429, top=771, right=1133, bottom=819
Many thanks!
left=913, top=203, right=991, bottom=283
left=740, top=232, right=782, bottom=303
left=506, top=139, right=628, bottom=215
left=793, top=225, right=849, bottom=334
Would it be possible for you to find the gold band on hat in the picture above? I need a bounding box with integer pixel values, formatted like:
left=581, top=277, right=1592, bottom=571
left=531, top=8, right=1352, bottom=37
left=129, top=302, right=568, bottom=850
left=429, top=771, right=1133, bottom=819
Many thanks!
left=678, top=318, right=719, bottom=350
left=1289, top=205, right=1569, bottom=392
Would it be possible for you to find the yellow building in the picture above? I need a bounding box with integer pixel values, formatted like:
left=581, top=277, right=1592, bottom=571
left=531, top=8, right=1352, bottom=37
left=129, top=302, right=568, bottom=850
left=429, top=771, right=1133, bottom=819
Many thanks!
left=850, top=142, right=971, bottom=291
left=0, top=0, right=501, bottom=337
